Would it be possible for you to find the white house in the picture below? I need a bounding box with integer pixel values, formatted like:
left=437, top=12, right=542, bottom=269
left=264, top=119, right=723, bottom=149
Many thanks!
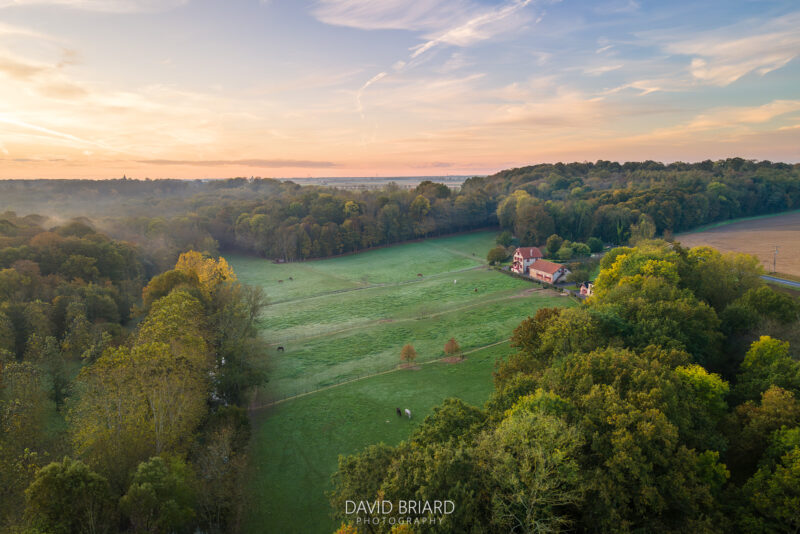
left=511, top=247, right=543, bottom=274
left=529, top=259, right=570, bottom=283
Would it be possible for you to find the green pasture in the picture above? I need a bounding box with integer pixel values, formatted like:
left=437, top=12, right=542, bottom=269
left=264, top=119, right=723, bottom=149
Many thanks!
left=259, top=268, right=531, bottom=342
left=243, top=343, right=510, bottom=534
left=223, top=259, right=361, bottom=302
left=227, top=231, right=497, bottom=302
left=231, top=231, right=576, bottom=533
left=258, top=290, right=566, bottom=400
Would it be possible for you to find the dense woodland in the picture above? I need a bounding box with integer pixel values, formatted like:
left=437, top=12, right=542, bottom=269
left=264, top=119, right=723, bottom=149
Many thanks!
left=0, top=214, right=265, bottom=533
left=331, top=241, right=800, bottom=533
left=1, top=158, right=798, bottom=270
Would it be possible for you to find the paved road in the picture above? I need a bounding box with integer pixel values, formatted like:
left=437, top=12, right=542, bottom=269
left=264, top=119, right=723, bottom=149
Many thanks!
left=762, top=275, right=800, bottom=289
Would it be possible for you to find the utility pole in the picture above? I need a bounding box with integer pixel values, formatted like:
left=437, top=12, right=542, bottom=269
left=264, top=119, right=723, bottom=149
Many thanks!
left=773, top=245, right=779, bottom=273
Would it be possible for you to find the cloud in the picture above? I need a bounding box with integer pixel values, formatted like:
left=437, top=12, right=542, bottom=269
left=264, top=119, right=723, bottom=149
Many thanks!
left=409, top=161, right=453, bottom=168
left=341, top=0, right=538, bottom=116
left=411, top=0, right=534, bottom=54
left=595, top=0, right=639, bottom=14
left=583, top=64, right=622, bottom=76
left=0, top=21, right=53, bottom=39
left=601, top=78, right=670, bottom=96
left=637, top=99, right=800, bottom=142
left=37, top=80, right=88, bottom=99
left=683, top=99, right=800, bottom=131
left=0, top=54, right=46, bottom=79
left=0, top=0, right=188, bottom=13
left=654, top=11, right=800, bottom=86
left=0, top=114, right=117, bottom=150
left=312, top=0, right=477, bottom=32
left=137, top=159, right=338, bottom=168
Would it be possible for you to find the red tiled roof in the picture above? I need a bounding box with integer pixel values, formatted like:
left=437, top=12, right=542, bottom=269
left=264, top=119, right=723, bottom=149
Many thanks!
left=530, top=259, right=566, bottom=275
left=515, top=247, right=543, bottom=259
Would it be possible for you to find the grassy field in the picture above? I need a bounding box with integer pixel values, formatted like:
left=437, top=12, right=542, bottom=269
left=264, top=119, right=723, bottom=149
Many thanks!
left=243, top=343, right=510, bottom=534
left=228, top=232, right=497, bottom=302
left=230, top=231, right=576, bottom=533
left=229, top=232, right=569, bottom=401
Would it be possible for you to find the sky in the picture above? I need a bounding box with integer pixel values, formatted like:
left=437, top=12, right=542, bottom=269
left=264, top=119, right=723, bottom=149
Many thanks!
left=0, top=0, right=798, bottom=179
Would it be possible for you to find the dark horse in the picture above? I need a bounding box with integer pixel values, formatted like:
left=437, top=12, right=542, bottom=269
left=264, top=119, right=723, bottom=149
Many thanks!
left=277, top=346, right=285, bottom=352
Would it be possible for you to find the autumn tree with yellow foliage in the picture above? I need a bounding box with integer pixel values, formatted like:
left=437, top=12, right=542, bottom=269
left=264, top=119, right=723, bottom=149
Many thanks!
left=175, top=250, right=236, bottom=294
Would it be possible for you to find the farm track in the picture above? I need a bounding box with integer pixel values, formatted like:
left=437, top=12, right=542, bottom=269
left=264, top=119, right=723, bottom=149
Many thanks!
left=249, top=338, right=511, bottom=411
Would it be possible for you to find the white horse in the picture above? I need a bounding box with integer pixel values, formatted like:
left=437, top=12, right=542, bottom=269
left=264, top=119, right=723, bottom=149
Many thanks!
left=404, top=408, right=412, bottom=419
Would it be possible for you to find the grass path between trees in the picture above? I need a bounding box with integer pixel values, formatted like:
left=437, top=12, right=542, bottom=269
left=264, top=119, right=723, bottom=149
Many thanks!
left=242, top=342, right=513, bottom=534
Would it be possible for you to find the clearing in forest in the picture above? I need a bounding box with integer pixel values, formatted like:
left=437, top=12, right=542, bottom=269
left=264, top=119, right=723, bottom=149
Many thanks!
left=229, top=231, right=575, bottom=533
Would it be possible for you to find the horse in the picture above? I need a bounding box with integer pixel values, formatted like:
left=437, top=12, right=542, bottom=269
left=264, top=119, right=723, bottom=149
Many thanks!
left=404, top=408, right=412, bottom=419
left=277, top=346, right=285, bottom=352
left=396, top=407, right=402, bottom=417
left=417, top=273, right=423, bottom=277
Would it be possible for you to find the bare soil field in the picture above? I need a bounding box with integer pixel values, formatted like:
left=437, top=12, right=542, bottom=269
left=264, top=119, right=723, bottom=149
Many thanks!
left=677, top=211, right=800, bottom=277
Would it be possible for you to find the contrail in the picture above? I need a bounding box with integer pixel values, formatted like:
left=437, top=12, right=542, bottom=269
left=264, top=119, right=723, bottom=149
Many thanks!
left=0, top=115, right=119, bottom=152
left=356, top=71, right=387, bottom=118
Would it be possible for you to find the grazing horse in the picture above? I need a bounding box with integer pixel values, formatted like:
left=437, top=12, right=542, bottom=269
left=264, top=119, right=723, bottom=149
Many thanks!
left=277, top=346, right=285, bottom=352
left=404, top=408, right=412, bottom=419
left=417, top=273, right=423, bottom=277
left=396, top=407, right=402, bottom=417
left=278, top=279, right=283, bottom=283
left=288, top=277, right=294, bottom=281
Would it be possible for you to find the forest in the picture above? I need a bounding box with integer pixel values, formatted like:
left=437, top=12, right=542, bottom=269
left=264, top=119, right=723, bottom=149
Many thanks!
left=330, top=241, right=800, bottom=533
left=0, top=158, right=798, bottom=271
left=0, top=213, right=265, bottom=533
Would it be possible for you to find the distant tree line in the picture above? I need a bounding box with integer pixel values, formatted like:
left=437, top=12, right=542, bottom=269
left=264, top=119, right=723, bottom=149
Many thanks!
left=330, top=241, right=800, bottom=533
left=2, top=159, right=797, bottom=270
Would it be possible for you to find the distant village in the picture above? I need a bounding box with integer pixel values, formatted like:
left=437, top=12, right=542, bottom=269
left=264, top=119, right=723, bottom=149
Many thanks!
left=510, top=246, right=594, bottom=297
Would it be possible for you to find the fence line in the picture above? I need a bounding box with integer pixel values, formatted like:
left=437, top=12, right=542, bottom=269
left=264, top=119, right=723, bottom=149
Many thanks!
left=264, top=289, right=545, bottom=346
left=248, top=338, right=511, bottom=412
